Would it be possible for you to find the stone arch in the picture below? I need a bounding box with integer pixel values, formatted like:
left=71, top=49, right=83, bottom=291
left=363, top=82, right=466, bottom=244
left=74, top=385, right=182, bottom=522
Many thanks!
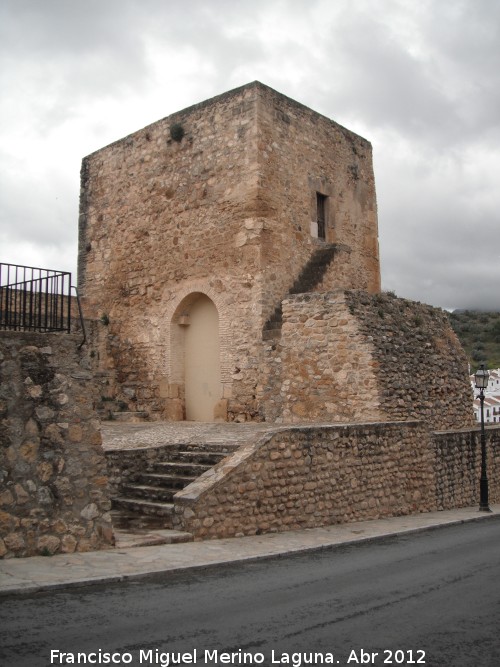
left=164, top=281, right=233, bottom=421
left=177, top=294, right=221, bottom=421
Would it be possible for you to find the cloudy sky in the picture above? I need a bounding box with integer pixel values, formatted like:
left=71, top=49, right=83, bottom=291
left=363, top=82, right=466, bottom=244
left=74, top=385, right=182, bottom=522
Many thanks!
left=1, top=0, right=499, bottom=311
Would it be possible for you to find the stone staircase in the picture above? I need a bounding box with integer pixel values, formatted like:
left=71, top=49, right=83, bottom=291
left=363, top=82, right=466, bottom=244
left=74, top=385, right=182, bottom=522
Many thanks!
left=263, top=244, right=336, bottom=340
left=111, top=444, right=238, bottom=534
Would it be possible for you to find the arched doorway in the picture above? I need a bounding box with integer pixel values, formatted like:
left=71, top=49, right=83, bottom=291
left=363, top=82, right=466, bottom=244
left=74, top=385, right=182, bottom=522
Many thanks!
left=180, top=293, right=222, bottom=421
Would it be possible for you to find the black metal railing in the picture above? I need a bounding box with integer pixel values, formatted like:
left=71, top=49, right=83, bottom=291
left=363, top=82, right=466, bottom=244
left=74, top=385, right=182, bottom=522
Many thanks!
left=0, top=263, right=72, bottom=333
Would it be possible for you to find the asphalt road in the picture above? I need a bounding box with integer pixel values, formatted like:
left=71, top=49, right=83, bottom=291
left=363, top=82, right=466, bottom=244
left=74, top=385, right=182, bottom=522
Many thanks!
left=1, top=520, right=499, bottom=667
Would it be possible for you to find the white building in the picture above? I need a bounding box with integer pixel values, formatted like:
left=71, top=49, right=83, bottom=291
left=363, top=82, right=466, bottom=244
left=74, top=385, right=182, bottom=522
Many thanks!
left=471, top=368, right=500, bottom=423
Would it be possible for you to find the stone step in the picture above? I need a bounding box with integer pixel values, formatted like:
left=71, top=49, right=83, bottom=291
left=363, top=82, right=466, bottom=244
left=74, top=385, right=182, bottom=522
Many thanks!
left=110, top=509, right=171, bottom=531
left=289, top=280, right=324, bottom=294
left=137, top=472, right=194, bottom=489
left=263, top=329, right=282, bottom=341
left=113, top=444, right=236, bottom=529
left=290, top=274, right=330, bottom=294
left=162, top=447, right=236, bottom=459
left=173, top=450, right=229, bottom=464
left=151, top=461, right=213, bottom=476
left=121, top=484, right=177, bottom=503
left=262, top=244, right=336, bottom=339
left=265, top=320, right=282, bottom=330
left=113, top=528, right=194, bottom=549
left=111, top=411, right=149, bottom=423
left=110, top=510, right=193, bottom=547
left=112, top=497, right=175, bottom=517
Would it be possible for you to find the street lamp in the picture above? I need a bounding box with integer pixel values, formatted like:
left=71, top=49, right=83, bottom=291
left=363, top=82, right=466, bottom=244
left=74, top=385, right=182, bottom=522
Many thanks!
left=474, top=364, right=491, bottom=512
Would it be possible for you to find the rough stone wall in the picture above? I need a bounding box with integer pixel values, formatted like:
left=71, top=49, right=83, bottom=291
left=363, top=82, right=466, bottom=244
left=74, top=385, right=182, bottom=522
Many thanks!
left=265, top=291, right=380, bottom=423
left=433, top=428, right=500, bottom=509
left=255, top=84, right=380, bottom=320
left=175, top=422, right=433, bottom=538
left=78, top=82, right=380, bottom=421
left=79, top=83, right=263, bottom=420
left=0, top=331, right=114, bottom=558
left=174, top=422, right=500, bottom=540
left=344, top=290, right=475, bottom=430
left=261, top=289, right=474, bottom=429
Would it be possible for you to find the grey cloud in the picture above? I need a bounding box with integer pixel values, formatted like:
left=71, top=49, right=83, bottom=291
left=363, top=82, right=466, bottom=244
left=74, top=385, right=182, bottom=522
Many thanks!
left=0, top=0, right=499, bottom=311
left=377, top=144, right=500, bottom=310
left=307, top=1, right=500, bottom=152
left=0, top=0, right=271, bottom=132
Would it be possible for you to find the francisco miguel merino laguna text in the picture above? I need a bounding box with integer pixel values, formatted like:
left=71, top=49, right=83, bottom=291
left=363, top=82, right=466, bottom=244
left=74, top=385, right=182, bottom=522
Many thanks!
left=51, top=648, right=400, bottom=666
left=50, top=648, right=427, bottom=665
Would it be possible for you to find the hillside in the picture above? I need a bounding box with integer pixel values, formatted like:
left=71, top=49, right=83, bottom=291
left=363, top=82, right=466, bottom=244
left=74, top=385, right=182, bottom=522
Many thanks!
left=448, top=310, right=500, bottom=370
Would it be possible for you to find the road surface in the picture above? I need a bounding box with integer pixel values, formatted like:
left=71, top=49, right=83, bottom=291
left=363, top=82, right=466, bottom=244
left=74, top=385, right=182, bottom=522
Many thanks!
left=1, top=520, right=499, bottom=666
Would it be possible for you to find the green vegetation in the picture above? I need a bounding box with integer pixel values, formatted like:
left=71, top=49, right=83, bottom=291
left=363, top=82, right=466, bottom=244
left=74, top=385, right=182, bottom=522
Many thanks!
left=448, top=310, right=500, bottom=370
left=170, top=122, right=185, bottom=142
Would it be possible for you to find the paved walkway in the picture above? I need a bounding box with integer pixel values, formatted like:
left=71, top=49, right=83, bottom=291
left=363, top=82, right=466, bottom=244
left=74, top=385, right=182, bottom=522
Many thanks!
left=1, top=505, right=499, bottom=597
left=100, top=421, right=283, bottom=451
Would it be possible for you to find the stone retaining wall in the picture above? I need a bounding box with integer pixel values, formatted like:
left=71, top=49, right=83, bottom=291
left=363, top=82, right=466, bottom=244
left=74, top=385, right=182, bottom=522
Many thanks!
left=433, top=427, right=500, bottom=510
left=0, top=331, right=114, bottom=558
left=173, top=422, right=500, bottom=540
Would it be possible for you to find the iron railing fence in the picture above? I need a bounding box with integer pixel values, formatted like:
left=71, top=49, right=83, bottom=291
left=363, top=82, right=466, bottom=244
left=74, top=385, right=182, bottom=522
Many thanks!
left=0, top=263, right=72, bottom=333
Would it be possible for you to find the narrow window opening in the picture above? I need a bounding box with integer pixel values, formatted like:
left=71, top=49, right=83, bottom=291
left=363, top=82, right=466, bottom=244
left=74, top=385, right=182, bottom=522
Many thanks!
left=316, top=193, right=327, bottom=240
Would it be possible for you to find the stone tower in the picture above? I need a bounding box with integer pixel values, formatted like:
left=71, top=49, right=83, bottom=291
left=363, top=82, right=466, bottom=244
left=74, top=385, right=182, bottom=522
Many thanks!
left=77, top=82, right=382, bottom=422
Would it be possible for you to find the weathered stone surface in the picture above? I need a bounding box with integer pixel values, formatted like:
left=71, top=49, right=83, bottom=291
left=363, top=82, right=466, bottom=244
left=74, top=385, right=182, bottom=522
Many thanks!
left=60, top=534, right=77, bottom=553
left=14, top=484, right=30, bottom=504
left=37, top=534, right=60, bottom=555
left=1, top=85, right=479, bottom=549
left=75, top=83, right=474, bottom=431
left=4, top=532, right=25, bottom=552
left=80, top=503, right=99, bottom=520
left=263, top=290, right=474, bottom=430
left=0, top=331, right=114, bottom=558
left=0, top=510, right=17, bottom=532
left=0, top=490, right=14, bottom=506
left=78, top=82, right=380, bottom=422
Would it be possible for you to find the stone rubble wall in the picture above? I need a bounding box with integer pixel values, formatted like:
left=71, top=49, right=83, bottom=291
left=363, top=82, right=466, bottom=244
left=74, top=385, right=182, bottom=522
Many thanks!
left=344, top=290, right=475, bottom=430
left=261, top=289, right=474, bottom=429
left=78, top=84, right=264, bottom=421
left=433, top=427, right=500, bottom=509
left=174, top=422, right=500, bottom=540
left=0, top=331, right=114, bottom=558
left=271, top=291, right=380, bottom=424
